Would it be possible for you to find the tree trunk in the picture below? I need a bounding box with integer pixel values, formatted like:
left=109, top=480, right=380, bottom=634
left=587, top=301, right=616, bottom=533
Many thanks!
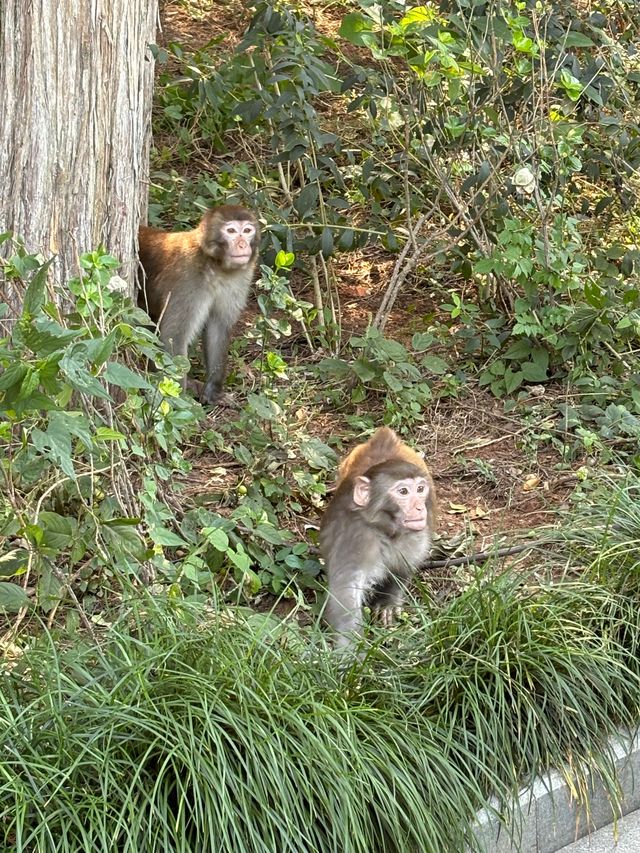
left=0, top=0, right=157, bottom=321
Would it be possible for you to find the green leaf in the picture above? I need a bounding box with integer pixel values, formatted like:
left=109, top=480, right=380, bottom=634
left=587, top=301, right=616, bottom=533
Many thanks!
left=101, top=522, right=146, bottom=560
left=293, top=184, right=319, bottom=217
left=0, top=549, right=29, bottom=578
left=151, top=526, right=188, bottom=547
left=24, top=317, right=82, bottom=355
left=60, top=348, right=111, bottom=399
left=94, top=427, right=126, bottom=442
left=0, top=363, right=28, bottom=391
left=83, top=332, right=117, bottom=366
left=37, top=562, right=65, bottom=613
left=563, top=32, right=594, bottom=47
left=584, top=280, right=606, bottom=309
left=421, top=355, right=449, bottom=375
left=51, top=411, right=92, bottom=448
left=31, top=424, right=75, bottom=480
left=503, top=340, right=533, bottom=360
left=203, top=527, right=230, bottom=552
left=383, top=370, right=404, bottom=392
left=474, top=258, right=495, bottom=275
left=400, top=5, right=437, bottom=27
left=522, top=361, right=548, bottom=382
left=181, top=555, right=208, bottom=583
left=0, top=581, right=30, bottom=612
left=338, top=13, right=377, bottom=47
left=104, top=361, right=151, bottom=390
left=246, top=393, right=281, bottom=420
left=504, top=369, right=524, bottom=394
left=275, top=251, right=295, bottom=269
left=299, top=438, right=337, bottom=470
left=531, top=347, right=549, bottom=372
left=412, top=332, right=434, bottom=351
left=23, top=258, right=54, bottom=316
left=38, top=511, right=77, bottom=551
left=254, top=524, right=292, bottom=545
left=352, top=359, right=376, bottom=383
left=337, top=229, right=354, bottom=251
left=228, top=546, right=251, bottom=573
left=321, top=227, right=334, bottom=259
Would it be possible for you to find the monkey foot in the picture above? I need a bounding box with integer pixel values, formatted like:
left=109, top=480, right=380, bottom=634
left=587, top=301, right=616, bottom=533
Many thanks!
left=210, top=391, right=239, bottom=409
left=375, top=606, right=403, bottom=628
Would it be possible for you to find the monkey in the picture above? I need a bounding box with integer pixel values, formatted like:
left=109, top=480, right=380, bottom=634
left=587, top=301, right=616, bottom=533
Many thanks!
left=137, top=204, right=260, bottom=405
left=319, top=427, right=436, bottom=648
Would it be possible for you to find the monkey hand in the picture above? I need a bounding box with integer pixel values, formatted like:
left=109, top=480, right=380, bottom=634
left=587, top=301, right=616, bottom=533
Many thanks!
left=374, top=606, right=404, bottom=628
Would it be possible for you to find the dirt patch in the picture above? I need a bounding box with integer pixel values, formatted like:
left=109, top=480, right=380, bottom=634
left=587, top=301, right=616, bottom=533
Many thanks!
left=159, top=0, right=250, bottom=52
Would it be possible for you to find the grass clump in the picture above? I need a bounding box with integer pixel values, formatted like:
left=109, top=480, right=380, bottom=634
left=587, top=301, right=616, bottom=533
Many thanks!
left=3, top=573, right=640, bottom=853
left=564, top=473, right=640, bottom=597
left=1, top=602, right=489, bottom=853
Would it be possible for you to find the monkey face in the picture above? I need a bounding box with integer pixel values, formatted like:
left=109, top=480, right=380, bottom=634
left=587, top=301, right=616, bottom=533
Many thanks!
left=353, top=469, right=430, bottom=533
left=388, top=477, right=429, bottom=530
left=220, top=219, right=257, bottom=267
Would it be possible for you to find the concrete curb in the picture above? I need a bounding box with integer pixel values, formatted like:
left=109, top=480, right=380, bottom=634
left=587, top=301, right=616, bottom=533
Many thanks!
left=473, top=731, right=640, bottom=852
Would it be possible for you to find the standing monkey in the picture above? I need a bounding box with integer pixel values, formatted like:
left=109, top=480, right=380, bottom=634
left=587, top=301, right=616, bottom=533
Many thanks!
left=320, top=427, right=436, bottom=648
left=137, top=204, right=260, bottom=405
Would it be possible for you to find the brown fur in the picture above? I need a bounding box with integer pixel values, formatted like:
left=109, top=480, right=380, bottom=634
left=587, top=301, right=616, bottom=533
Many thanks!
left=337, top=426, right=430, bottom=485
left=138, top=205, right=259, bottom=324
left=138, top=226, right=200, bottom=321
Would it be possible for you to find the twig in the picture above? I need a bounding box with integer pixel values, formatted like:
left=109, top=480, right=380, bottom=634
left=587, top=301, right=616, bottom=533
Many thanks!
left=422, top=538, right=551, bottom=570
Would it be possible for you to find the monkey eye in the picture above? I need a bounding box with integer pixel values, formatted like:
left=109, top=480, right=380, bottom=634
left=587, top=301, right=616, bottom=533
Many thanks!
left=417, top=485, right=425, bottom=493
left=398, top=487, right=409, bottom=496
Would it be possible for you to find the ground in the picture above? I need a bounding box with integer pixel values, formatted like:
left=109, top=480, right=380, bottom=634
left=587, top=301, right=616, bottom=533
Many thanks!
left=157, top=0, right=583, bottom=584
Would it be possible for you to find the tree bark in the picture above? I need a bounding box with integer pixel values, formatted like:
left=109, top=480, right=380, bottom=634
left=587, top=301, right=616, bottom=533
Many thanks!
left=0, top=0, right=157, bottom=320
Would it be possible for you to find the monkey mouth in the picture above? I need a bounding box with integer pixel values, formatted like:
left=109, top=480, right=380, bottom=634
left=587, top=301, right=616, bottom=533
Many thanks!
left=403, top=518, right=427, bottom=530
left=228, top=254, right=252, bottom=264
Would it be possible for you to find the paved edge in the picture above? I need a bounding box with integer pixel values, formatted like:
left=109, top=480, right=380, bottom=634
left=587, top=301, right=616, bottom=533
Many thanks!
left=472, top=730, right=640, bottom=853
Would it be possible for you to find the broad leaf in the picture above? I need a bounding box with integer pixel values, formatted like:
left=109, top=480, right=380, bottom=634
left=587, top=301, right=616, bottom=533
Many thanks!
left=0, top=582, right=30, bottom=612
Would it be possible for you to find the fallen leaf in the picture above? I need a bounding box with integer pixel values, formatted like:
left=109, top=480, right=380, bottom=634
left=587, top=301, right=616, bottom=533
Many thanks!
left=469, top=506, right=488, bottom=519
left=447, top=502, right=468, bottom=514
left=522, top=474, right=541, bottom=492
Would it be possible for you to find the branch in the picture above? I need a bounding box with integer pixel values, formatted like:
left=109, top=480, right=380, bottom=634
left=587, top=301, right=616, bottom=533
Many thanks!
left=422, top=538, right=552, bottom=570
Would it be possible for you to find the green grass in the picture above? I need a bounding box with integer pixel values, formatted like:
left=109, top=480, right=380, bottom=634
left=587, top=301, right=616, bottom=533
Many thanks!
left=3, top=567, right=640, bottom=853
left=564, top=474, right=640, bottom=597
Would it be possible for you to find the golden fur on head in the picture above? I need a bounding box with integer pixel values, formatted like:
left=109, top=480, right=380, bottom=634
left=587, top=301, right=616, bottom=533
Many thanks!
left=337, top=426, right=429, bottom=485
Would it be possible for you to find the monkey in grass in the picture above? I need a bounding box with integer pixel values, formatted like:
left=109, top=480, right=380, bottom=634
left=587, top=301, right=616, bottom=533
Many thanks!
left=137, top=204, right=260, bottom=405
left=320, top=427, right=436, bottom=648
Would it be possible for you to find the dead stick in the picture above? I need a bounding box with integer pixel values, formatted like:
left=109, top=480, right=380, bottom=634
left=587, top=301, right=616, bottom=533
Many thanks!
left=422, top=539, right=552, bottom=570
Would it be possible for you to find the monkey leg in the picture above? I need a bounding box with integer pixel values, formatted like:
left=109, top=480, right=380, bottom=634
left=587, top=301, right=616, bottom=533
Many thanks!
left=201, top=321, right=232, bottom=405
left=368, top=576, right=406, bottom=628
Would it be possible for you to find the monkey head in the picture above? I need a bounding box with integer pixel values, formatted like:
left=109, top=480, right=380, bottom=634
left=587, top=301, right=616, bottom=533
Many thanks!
left=351, top=459, right=431, bottom=536
left=200, top=204, right=260, bottom=271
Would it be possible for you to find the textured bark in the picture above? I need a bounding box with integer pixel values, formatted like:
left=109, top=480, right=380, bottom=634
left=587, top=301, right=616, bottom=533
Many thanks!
left=0, top=0, right=158, bottom=319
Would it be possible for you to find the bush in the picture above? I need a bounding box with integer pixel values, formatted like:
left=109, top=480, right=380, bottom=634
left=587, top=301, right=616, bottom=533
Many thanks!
left=0, top=241, right=202, bottom=617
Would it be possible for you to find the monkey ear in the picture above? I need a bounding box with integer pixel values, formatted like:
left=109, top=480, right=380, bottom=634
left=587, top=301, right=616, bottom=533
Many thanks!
left=352, top=476, right=371, bottom=507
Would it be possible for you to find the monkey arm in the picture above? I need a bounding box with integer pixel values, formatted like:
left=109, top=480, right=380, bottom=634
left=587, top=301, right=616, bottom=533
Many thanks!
left=325, top=568, right=370, bottom=647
